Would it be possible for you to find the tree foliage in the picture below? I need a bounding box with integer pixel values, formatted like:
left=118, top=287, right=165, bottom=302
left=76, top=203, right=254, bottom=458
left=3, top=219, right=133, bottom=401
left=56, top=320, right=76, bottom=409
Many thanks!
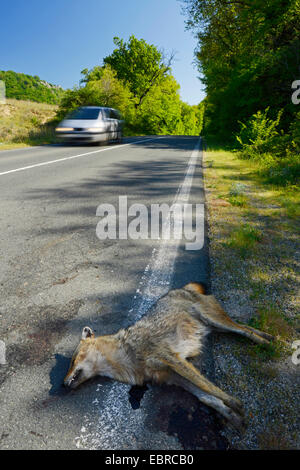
left=103, top=36, right=173, bottom=109
left=181, top=0, right=300, bottom=185
left=57, top=65, right=134, bottom=122
left=0, top=70, right=64, bottom=104
left=58, top=36, right=205, bottom=136
left=182, top=0, right=300, bottom=140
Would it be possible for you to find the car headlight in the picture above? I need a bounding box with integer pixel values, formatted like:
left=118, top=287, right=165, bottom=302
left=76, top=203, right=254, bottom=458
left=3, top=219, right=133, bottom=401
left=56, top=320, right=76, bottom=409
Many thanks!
left=56, top=127, right=74, bottom=132
left=86, top=127, right=104, bottom=133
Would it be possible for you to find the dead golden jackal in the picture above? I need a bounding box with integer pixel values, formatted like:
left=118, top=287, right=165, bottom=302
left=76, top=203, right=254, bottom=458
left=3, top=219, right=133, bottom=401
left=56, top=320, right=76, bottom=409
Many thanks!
left=64, top=282, right=274, bottom=428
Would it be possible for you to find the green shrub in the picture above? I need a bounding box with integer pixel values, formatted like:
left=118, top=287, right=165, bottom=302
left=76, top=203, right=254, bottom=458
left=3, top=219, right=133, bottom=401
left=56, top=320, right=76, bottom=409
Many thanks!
left=228, top=183, right=249, bottom=206
left=289, top=111, right=300, bottom=153
left=259, top=150, right=300, bottom=186
left=229, top=182, right=248, bottom=196
left=236, top=109, right=300, bottom=186
left=236, top=108, right=283, bottom=159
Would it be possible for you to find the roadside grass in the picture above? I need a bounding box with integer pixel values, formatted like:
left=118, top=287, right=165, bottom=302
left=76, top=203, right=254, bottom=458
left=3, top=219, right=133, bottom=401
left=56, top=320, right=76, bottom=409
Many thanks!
left=257, top=424, right=295, bottom=450
left=0, top=99, right=58, bottom=150
left=225, top=224, right=261, bottom=258
left=203, top=138, right=299, bottom=361
left=228, top=194, right=249, bottom=207
left=204, top=139, right=300, bottom=449
left=0, top=143, right=32, bottom=151
left=278, top=191, right=300, bottom=219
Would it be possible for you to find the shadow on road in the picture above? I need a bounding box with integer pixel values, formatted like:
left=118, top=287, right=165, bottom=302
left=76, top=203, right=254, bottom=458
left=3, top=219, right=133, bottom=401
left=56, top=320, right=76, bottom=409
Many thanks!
left=49, top=354, right=71, bottom=396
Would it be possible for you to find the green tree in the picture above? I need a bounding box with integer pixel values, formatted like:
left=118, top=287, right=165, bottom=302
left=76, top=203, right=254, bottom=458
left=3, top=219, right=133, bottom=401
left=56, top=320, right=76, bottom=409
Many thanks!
left=103, top=36, right=174, bottom=108
left=181, top=102, right=205, bottom=135
left=182, top=0, right=300, bottom=140
left=134, top=75, right=183, bottom=134
left=58, top=65, right=134, bottom=122
left=57, top=36, right=204, bottom=137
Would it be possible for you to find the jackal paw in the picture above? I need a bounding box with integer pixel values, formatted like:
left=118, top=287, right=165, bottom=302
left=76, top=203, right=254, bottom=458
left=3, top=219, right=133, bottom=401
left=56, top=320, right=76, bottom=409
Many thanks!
left=226, top=408, right=247, bottom=432
left=226, top=397, right=244, bottom=416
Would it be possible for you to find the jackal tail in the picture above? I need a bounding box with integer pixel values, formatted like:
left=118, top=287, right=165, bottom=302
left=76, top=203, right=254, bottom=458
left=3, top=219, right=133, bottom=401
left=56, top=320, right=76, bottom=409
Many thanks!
left=184, top=282, right=207, bottom=295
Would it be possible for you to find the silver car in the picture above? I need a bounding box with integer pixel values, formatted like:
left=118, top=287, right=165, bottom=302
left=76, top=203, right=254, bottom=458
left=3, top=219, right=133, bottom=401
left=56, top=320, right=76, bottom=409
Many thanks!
left=55, top=106, right=123, bottom=144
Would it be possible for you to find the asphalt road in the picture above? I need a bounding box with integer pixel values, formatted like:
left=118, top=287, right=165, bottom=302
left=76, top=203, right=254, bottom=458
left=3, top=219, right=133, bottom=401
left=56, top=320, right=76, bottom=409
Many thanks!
left=0, top=136, right=228, bottom=450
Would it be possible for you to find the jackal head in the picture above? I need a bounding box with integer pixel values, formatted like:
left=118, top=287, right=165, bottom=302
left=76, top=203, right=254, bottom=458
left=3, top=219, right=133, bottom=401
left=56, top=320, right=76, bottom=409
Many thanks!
left=64, top=326, right=97, bottom=390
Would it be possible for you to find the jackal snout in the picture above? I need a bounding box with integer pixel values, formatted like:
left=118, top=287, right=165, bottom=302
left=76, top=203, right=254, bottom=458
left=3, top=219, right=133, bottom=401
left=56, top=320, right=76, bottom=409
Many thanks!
left=64, top=326, right=97, bottom=390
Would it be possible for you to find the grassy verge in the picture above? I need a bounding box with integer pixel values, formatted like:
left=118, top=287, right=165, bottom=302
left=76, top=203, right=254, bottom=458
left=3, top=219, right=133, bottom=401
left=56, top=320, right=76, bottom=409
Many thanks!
left=0, top=99, right=58, bottom=150
left=204, top=139, right=299, bottom=448
left=204, top=140, right=298, bottom=350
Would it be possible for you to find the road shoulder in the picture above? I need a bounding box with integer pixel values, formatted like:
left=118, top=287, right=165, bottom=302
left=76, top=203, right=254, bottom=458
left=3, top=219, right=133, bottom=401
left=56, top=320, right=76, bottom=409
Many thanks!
left=203, top=144, right=299, bottom=449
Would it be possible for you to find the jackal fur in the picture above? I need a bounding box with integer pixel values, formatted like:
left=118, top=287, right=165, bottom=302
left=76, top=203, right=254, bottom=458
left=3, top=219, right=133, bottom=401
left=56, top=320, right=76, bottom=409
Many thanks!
left=64, top=282, right=274, bottom=429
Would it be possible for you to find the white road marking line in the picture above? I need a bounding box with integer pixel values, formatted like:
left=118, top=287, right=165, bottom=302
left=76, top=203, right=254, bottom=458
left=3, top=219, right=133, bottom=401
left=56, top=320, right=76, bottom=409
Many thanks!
left=0, top=340, right=6, bottom=365
left=129, top=136, right=201, bottom=320
left=0, top=137, right=162, bottom=177
left=77, top=137, right=202, bottom=449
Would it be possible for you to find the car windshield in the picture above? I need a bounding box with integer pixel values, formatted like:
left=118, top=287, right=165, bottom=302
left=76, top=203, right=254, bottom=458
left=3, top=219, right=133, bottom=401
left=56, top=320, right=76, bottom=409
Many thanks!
left=66, top=108, right=101, bottom=120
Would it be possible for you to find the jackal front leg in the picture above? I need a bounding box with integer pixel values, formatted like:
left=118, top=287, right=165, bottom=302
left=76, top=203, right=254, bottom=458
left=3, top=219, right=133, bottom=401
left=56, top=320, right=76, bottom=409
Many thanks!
left=168, top=373, right=246, bottom=430
left=160, top=353, right=245, bottom=429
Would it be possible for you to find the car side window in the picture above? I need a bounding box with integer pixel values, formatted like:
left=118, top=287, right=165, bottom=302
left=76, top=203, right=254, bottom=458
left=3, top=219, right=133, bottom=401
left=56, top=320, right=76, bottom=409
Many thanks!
left=110, top=109, right=120, bottom=120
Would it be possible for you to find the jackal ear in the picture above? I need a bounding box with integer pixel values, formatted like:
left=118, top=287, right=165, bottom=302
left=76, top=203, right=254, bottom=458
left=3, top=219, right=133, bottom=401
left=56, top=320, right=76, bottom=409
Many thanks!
left=82, top=326, right=94, bottom=340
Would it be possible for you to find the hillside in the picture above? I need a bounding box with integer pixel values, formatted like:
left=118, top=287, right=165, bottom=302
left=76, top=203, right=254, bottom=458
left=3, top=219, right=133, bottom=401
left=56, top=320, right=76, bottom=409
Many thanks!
left=0, top=98, right=58, bottom=149
left=0, top=70, right=64, bottom=105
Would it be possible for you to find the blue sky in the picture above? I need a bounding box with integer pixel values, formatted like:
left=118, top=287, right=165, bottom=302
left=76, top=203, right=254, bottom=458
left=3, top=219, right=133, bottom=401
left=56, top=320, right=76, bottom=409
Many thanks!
left=0, top=0, right=205, bottom=105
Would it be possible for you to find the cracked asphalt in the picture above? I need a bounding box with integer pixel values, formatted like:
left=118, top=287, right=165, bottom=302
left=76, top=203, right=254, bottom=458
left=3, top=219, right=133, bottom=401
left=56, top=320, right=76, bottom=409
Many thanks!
left=0, top=136, right=228, bottom=450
